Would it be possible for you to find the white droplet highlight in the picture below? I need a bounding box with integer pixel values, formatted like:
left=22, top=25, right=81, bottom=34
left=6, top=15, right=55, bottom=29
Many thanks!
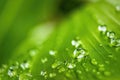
left=49, top=50, right=56, bottom=56
left=71, top=40, right=81, bottom=48
left=67, top=63, right=76, bottom=69
left=8, top=69, right=16, bottom=77
left=98, top=25, right=107, bottom=33
left=40, top=71, right=47, bottom=76
left=20, top=61, right=29, bottom=70
left=116, top=5, right=120, bottom=11
left=41, top=58, right=48, bottom=63
left=106, top=31, right=115, bottom=39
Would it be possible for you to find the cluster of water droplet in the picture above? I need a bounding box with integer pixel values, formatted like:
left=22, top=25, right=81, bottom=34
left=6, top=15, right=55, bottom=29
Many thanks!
left=38, top=37, right=113, bottom=80
left=39, top=39, right=89, bottom=79
left=71, top=39, right=88, bottom=62
left=98, top=25, right=120, bottom=48
left=40, top=50, right=58, bottom=79
left=0, top=60, right=33, bottom=80
left=0, top=64, right=7, bottom=79
left=91, top=59, right=111, bottom=79
left=0, top=48, right=40, bottom=79
left=0, top=36, right=113, bottom=80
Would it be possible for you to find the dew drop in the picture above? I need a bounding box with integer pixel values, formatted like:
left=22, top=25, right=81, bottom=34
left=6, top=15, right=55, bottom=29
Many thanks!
left=99, top=67, right=105, bottom=71
left=98, top=64, right=104, bottom=67
left=8, top=69, right=16, bottom=77
left=2, top=64, right=7, bottom=69
left=20, top=61, right=29, bottom=70
left=76, top=70, right=82, bottom=74
left=58, top=67, right=65, bottom=73
left=49, top=73, right=56, bottom=78
left=85, top=68, right=89, bottom=72
left=116, top=5, right=120, bottom=11
left=10, top=65, right=18, bottom=70
left=29, top=49, right=38, bottom=57
left=0, top=68, right=4, bottom=74
left=92, top=69, right=96, bottom=73
left=98, top=25, right=107, bottom=33
left=96, top=71, right=100, bottom=75
left=65, top=72, right=72, bottom=78
left=99, top=44, right=103, bottom=47
left=91, top=59, right=97, bottom=65
left=116, top=38, right=120, bottom=47
left=67, top=63, right=76, bottom=69
left=106, top=31, right=115, bottom=39
left=98, top=64, right=105, bottom=71
left=49, top=50, right=56, bottom=56
left=71, top=40, right=81, bottom=48
left=110, top=38, right=117, bottom=46
left=73, top=48, right=86, bottom=58
left=41, top=58, right=48, bottom=63
left=19, top=73, right=32, bottom=80
left=82, top=63, right=86, bottom=67
left=104, top=71, right=111, bottom=76
left=51, top=61, right=61, bottom=69
left=40, top=71, right=47, bottom=76
left=77, top=54, right=84, bottom=59
left=105, top=61, right=110, bottom=64
left=108, top=54, right=113, bottom=58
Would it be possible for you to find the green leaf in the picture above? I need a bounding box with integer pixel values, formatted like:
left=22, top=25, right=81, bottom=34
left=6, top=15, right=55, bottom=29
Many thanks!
left=0, top=0, right=120, bottom=80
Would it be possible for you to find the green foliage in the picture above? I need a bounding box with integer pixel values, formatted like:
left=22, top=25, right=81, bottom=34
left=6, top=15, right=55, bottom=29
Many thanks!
left=0, top=0, right=120, bottom=80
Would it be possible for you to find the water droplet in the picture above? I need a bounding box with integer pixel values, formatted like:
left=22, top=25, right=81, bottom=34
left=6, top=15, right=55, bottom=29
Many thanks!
left=85, top=68, right=89, bottom=72
left=0, top=68, right=5, bottom=74
left=92, top=69, right=96, bottom=73
left=96, top=71, right=100, bottom=75
left=99, top=67, right=105, bottom=71
left=2, top=64, right=7, bottom=69
left=104, top=71, right=111, bottom=76
left=108, top=54, right=113, bottom=58
left=105, top=61, right=110, bottom=64
left=67, top=63, right=76, bottom=69
left=20, top=61, right=29, bottom=70
left=10, top=65, right=18, bottom=70
left=41, top=58, right=48, bottom=63
left=26, top=73, right=32, bottom=77
left=116, top=38, right=120, bottom=47
left=106, top=31, right=115, bottom=39
left=49, top=73, right=56, bottom=78
left=98, top=64, right=104, bottom=67
left=110, top=38, right=117, bottom=46
left=40, top=71, right=47, bottom=76
left=51, top=61, right=61, bottom=69
left=91, top=59, right=97, bottom=65
left=76, top=70, right=82, bottom=74
left=29, top=49, right=38, bottom=57
left=73, top=48, right=86, bottom=58
left=58, top=67, right=65, bottom=73
left=82, top=63, right=86, bottom=67
left=98, top=64, right=105, bottom=71
left=49, top=50, right=56, bottom=56
left=8, top=69, right=16, bottom=77
left=77, top=54, right=84, bottom=59
left=65, top=72, right=72, bottom=78
left=98, top=25, right=107, bottom=33
left=99, top=44, right=103, bottom=47
left=19, top=73, right=32, bottom=80
left=40, top=71, right=48, bottom=79
left=71, top=40, right=81, bottom=48
left=116, top=5, right=120, bottom=11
